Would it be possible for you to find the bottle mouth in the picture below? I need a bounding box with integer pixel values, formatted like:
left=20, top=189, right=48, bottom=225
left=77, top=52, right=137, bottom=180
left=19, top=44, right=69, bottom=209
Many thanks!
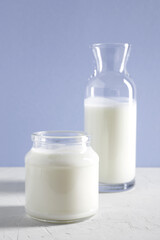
left=32, top=131, right=89, bottom=145
left=91, top=43, right=131, bottom=48
left=90, top=43, right=131, bottom=73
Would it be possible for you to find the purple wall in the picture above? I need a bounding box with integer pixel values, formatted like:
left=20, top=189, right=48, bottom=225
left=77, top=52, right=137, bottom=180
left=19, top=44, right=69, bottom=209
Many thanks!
left=0, top=0, right=160, bottom=166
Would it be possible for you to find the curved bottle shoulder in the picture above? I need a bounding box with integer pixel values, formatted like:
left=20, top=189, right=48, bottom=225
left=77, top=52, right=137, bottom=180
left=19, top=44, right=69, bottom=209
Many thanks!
left=86, top=72, right=136, bottom=100
left=87, top=72, right=135, bottom=86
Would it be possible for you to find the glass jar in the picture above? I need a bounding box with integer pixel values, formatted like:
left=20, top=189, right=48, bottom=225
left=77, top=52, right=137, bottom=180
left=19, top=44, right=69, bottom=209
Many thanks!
left=25, top=131, right=99, bottom=223
left=84, top=43, right=137, bottom=192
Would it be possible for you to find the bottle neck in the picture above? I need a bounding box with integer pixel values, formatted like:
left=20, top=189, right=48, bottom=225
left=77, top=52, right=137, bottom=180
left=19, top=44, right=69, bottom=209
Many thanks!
left=92, top=43, right=130, bottom=74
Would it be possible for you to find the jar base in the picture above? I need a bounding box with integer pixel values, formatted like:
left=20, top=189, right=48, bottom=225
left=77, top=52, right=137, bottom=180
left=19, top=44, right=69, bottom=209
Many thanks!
left=25, top=208, right=97, bottom=224
left=99, top=179, right=135, bottom=193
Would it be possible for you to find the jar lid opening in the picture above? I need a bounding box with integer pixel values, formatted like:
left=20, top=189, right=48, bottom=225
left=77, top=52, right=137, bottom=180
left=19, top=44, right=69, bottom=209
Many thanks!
left=31, top=131, right=89, bottom=144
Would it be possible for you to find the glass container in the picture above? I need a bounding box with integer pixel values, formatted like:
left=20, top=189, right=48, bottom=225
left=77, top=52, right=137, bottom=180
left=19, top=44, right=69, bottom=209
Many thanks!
left=25, top=131, right=99, bottom=223
left=84, top=43, right=136, bottom=192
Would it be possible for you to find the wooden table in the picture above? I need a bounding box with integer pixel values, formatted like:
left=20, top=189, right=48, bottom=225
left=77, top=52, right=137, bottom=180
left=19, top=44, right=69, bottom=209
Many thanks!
left=0, top=168, right=160, bottom=240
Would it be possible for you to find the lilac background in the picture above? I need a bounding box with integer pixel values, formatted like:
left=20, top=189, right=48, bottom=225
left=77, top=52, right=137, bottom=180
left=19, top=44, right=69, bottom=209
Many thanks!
left=0, top=0, right=160, bottom=166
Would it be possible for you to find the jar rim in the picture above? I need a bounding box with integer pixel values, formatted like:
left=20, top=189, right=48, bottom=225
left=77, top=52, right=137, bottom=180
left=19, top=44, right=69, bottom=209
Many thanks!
left=32, top=130, right=89, bottom=142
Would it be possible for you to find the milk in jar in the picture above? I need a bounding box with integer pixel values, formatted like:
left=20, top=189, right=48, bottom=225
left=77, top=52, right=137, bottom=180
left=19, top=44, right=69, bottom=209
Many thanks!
left=25, top=131, right=99, bottom=223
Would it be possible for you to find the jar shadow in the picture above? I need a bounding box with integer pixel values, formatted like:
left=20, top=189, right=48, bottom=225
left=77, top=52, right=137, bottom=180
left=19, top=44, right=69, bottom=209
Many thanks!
left=0, top=206, right=79, bottom=228
left=0, top=181, right=77, bottom=227
left=0, top=180, right=25, bottom=193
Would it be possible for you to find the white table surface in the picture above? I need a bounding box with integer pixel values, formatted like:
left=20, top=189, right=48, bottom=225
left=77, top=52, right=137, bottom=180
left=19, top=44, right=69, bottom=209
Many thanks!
left=0, top=168, right=160, bottom=240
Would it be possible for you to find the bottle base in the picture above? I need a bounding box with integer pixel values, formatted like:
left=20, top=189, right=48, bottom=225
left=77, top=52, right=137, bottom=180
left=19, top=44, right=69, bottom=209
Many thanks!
left=99, top=179, right=135, bottom=193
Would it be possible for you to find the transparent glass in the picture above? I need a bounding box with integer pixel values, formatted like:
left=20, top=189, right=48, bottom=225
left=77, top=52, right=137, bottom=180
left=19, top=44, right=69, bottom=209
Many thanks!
left=25, top=131, right=99, bottom=223
left=84, top=43, right=137, bottom=192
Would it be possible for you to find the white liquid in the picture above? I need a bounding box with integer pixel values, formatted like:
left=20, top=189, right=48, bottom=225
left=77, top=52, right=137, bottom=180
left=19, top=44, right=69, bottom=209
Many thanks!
left=85, top=97, right=136, bottom=184
left=25, top=146, right=99, bottom=222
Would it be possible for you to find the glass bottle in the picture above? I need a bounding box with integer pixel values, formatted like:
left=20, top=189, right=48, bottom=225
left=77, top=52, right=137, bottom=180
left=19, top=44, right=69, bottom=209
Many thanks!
left=84, top=43, right=136, bottom=192
left=25, top=131, right=99, bottom=223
